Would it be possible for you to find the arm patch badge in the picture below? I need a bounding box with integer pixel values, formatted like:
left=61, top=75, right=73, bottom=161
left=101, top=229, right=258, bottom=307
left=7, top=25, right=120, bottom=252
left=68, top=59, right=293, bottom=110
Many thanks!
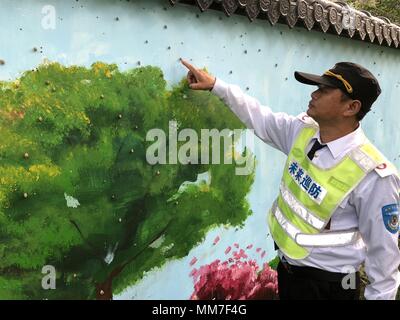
left=382, top=204, right=399, bottom=234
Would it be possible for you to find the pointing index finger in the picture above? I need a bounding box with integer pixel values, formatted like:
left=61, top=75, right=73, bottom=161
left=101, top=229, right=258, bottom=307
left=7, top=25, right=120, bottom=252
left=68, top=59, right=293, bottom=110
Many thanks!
left=180, top=59, right=198, bottom=75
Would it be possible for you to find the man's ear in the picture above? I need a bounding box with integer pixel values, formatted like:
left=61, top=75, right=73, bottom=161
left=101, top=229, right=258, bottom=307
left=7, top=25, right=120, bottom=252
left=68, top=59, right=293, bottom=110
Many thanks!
left=344, top=100, right=362, bottom=117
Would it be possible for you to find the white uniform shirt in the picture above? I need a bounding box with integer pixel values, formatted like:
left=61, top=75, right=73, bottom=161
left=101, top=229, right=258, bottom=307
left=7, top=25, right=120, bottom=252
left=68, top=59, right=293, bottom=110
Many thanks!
left=211, top=78, right=400, bottom=300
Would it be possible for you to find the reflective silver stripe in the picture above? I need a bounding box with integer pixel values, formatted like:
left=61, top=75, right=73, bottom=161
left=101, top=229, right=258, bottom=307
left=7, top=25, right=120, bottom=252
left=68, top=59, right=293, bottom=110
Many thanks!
left=349, top=148, right=377, bottom=172
left=295, top=230, right=361, bottom=247
left=272, top=203, right=361, bottom=247
left=280, top=183, right=325, bottom=230
left=272, top=201, right=300, bottom=241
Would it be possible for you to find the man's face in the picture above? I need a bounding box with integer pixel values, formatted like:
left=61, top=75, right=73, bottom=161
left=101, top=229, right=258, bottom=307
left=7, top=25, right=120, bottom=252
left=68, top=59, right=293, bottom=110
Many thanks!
left=306, top=85, right=349, bottom=123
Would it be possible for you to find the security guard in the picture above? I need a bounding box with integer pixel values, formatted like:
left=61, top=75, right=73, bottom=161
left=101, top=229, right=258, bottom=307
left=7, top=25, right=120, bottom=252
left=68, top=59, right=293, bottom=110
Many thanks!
left=181, top=59, right=400, bottom=300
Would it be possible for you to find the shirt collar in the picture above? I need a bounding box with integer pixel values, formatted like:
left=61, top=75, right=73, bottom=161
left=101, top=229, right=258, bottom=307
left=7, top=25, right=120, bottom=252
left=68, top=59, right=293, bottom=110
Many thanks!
left=311, top=125, right=367, bottom=159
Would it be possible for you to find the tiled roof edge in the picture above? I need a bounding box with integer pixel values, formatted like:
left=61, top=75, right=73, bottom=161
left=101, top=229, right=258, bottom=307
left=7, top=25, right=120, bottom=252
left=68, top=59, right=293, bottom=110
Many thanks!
left=169, top=0, right=400, bottom=49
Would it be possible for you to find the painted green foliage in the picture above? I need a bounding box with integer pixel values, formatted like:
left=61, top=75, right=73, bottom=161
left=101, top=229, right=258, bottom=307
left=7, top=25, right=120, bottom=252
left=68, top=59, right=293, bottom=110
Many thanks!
left=346, top=0, right=400, bottom=24
left=0, top=62, right=255, bottom=299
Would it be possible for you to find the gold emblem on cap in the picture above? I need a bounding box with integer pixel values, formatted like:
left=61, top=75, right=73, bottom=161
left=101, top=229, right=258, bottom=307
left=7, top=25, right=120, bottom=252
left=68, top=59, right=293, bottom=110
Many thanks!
left=324, top=70, right=354, bottom=94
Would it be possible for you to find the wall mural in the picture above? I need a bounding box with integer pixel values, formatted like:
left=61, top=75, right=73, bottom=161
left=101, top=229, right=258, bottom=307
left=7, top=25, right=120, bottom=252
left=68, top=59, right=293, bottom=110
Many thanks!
left=2, top=0, right=398, bottom=301
left=0, top=61, right=278, bottom=299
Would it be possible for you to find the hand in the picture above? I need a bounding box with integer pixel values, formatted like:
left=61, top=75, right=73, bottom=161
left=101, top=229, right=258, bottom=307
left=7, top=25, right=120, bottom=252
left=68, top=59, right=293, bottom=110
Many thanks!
left=180, top=58, right=216, bottom=91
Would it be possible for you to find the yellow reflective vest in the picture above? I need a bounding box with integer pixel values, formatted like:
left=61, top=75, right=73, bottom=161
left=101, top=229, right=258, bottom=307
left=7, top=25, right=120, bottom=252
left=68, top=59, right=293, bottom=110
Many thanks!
left=268, top=124, right=399, bottom=260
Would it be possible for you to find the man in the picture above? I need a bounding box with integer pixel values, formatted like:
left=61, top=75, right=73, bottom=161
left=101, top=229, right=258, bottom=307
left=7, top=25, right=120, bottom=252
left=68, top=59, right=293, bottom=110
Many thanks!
left=180, top=59, right=400, bottom=300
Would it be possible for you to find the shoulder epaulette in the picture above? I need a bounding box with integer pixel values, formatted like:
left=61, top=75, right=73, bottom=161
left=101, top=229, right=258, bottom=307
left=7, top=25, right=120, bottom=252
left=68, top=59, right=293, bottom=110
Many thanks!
left=374, top=162, right=399, bottom=178
left=361, top=142, right=399, bottom=178
left=296, top=112, right=319, bottom=128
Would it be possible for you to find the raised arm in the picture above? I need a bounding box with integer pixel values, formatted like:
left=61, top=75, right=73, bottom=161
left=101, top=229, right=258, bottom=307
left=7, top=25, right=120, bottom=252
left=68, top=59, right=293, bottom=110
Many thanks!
left=180, top=59, right=306, bottom=155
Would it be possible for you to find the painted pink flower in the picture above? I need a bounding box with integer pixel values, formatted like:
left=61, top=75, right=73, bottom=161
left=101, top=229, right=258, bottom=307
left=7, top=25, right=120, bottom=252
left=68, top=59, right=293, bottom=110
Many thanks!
left=190, top=252, right=278, bottom=300
left=189, top=268, right=198, bottom=278
left=233, top=249, right=248, bottom=260
left=213, top=236, right=220, bottom=245
left=189, top=257, right=198, bottom=266
left=246, top=244, right=253, bottom=250
left=225, top=246, right=232, bottom=254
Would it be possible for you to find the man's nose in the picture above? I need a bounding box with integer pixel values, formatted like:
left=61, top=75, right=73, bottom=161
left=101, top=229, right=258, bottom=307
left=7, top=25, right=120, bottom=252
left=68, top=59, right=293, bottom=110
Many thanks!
left=311, top=90, right=319, bottom=100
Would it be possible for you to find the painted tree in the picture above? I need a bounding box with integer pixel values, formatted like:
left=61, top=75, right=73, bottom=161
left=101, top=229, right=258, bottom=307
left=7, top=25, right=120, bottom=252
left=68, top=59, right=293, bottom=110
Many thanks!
left=0, top=62, right=255, bottom=299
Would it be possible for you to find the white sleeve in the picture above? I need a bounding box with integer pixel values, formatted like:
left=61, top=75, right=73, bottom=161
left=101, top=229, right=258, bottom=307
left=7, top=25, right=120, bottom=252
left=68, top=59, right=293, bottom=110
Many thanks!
left=352, top=173, right=400, bottom=300
left=211, top=78, right=304, bottom=155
